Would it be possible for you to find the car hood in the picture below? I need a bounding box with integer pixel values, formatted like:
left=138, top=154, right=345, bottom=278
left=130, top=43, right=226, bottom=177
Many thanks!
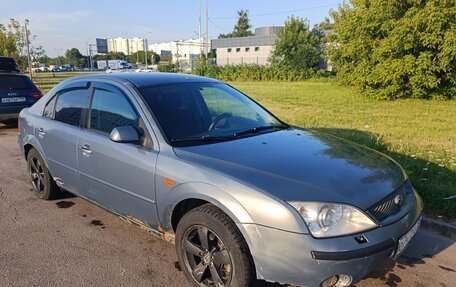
left=173, top=129, right=405, bottom=210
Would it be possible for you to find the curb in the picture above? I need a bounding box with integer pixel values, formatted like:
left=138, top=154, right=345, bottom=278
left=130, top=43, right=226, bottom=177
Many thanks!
left=422, top=214, right=456, bottom=239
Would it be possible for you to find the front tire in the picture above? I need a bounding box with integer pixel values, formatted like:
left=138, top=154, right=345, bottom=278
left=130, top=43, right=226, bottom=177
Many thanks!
left=176, top=204, right=255, bottom=287
left=27, top=148, right=58, bottom=200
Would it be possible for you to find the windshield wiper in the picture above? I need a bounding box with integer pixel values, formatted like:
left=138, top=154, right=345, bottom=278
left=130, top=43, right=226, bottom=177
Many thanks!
left=171, top=135, right=234, bottom=143
left=233, top=124, right=289, bottom=137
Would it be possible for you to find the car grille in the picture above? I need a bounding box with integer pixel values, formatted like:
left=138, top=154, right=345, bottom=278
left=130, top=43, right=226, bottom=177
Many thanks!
left=366, top=182, right=411, bottom=222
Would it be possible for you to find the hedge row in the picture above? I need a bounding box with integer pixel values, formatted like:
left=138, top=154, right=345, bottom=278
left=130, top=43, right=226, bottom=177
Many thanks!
left=194, top=64, right=332, bottom=82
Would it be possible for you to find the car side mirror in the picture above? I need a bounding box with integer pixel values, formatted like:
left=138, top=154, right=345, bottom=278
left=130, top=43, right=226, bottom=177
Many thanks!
left=110, top=125, right=141, bottom=144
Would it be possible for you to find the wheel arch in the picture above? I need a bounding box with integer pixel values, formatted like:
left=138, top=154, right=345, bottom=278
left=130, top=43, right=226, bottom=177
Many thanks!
left=24, top=143, right=34, bottom=160
left=159, top=182, right=254, bottom=232
left=170, top=198, right=209, bottom=231
left=21, top=135, right=54, bottom=177
left=159, top=182, right=265, bottom=279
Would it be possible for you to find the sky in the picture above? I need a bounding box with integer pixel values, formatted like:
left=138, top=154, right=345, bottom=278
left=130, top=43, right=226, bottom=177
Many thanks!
left=0, top=0, right=343, bottom=57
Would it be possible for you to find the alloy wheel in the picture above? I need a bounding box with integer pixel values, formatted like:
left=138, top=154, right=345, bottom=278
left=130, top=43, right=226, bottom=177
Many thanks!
left=30, top=156, right=45, bottom=194
left=182, top=225, right=233, bottom=287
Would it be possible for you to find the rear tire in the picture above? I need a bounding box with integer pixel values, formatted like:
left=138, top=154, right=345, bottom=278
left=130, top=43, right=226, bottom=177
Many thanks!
left=176, top=204, right=255, bottom=287
left=27, top=148, right=59, bottom=200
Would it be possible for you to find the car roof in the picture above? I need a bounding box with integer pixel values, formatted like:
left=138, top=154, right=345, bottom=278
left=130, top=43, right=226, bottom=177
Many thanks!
left=72, top=73, right=220, bottom=88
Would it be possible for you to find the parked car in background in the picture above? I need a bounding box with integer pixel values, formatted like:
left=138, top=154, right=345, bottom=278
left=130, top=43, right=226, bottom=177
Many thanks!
left=34, top=67, right=50, bottom=73
left=18, top=73, right=423, bottom=287
left=135, top=67, right=155, bottom=73
left=60, top=64, right=73, bottom=72
left=106, top=68, right=134, bottom=74
left=0, top=56, right=42, bottom=122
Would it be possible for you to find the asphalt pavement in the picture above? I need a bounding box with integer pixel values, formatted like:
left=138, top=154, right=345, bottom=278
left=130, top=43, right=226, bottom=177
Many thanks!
left=0, top=123, right=455, bottom=287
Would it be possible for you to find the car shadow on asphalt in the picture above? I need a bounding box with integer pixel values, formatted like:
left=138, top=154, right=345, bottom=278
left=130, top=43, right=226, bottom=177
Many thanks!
left=52, top=189, right=77, bottom=200
left=358, top=226, right=456, bottom=287
left=0, top=120, right=18, bottom=132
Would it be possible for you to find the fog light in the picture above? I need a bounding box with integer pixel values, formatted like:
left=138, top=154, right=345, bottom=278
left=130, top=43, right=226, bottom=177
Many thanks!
left=336, top=274, right=352, bottom=286
left=320, top=276, right=338, bottom=287
left=320, top=274, right=352, bottom=287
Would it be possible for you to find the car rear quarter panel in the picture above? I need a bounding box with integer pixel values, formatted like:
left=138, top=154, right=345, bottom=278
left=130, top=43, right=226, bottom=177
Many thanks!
left=19, top=110, right=46, bottom=161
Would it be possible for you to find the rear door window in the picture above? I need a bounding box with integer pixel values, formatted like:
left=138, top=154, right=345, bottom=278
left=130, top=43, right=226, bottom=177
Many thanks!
left=43, top=96, right=57, bottom=118
left=54, top=89, right=90, bottom=127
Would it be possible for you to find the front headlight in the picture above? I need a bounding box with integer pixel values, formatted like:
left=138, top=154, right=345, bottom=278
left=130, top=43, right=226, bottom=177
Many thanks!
left=289, top=202, right=378, bottom=238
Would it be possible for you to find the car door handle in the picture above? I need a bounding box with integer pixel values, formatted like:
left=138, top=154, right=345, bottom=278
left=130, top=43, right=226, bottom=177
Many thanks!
left=37, top=128, right=45, bottom=137
left=80, top=144, right=92, bottom=155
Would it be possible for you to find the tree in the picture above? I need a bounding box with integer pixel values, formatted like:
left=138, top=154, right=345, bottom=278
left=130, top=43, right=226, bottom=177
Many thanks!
left=47, top=56, right=65, bottom=66
left=312, top=17, right=334, bottom=39
left=329, top=0, right=456, bottom=99
left=0, top=19, right=45, bottom=70
left=65, top=48, right=86, bottom=68
left=0, top=22, right=20, bottom=59
left=127, top=51, right=146, bottom=65
left=35, top=54, right=51, bottom=66
left=218, top=10, right=254, bottom=38
left=207, top=49, right=216, bottom=59
left=270, top=16, right=321, bottom=71
left=151, top=52, right=160, bottom=65
left=311, top=18, right=336, bottom=72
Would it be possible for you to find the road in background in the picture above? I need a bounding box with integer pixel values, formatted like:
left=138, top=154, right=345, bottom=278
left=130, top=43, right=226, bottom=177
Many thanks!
left=1, top=123, right=455, bottom=287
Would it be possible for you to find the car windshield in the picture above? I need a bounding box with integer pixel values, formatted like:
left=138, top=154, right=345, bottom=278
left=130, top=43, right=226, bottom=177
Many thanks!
left=139, top=83, right=287, bottom=145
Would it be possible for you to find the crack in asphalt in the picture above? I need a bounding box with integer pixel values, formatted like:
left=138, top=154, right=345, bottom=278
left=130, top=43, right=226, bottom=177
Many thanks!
left=0, top=186, right=19, bottom=223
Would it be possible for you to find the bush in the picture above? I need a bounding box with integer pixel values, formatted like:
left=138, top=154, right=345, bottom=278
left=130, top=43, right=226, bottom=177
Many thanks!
left=194, top=64, right=330, bottom=82
left=157, top=63, right=178, bottom=73
left=329, top=0, right=456, bottom=100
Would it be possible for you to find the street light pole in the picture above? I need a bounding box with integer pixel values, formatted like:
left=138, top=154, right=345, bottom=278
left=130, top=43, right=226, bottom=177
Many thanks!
left=136, top=42, right=139, bottom=65
left=86, top=43, right=95, bottom=71
left=24, top=21, right=32, bottom=79
left=52, top=46, right=63, bottom=67
left=206, top=0, right=209, bottom=58
left=86, top=42, right=89, bottom=69
left=144, top=38, right=148, bottom=68
left=198, top=0, right=202, bottom=56
left=144, top=32, right=152, bottom=68
left=90, top=44, right=94, bottom=71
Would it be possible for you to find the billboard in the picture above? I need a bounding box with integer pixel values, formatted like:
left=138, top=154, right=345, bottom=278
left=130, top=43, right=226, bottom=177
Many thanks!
left=96, top=38, right=108, bottom=54
left=160, top=50, right=172, bottom=57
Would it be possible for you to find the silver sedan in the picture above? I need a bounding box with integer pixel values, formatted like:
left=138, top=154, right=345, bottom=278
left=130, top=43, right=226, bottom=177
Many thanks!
left=18, top=73, right=423, bottom=287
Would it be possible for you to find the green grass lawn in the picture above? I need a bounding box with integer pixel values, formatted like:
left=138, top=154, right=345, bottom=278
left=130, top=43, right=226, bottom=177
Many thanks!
left=32, top=72, right=98, bottom=92
left=31, top=73, right=456, bottom=218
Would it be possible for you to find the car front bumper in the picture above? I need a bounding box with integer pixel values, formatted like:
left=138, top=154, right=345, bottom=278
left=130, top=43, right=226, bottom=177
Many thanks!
left=239, top=191, right=423, bottom=287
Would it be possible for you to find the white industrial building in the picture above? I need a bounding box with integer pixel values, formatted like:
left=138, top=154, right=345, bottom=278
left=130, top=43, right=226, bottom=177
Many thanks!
left=107, top=37, right=145, bottom=55
left=211, top=26, right=282, bottom=66
left=148, top=38, right=203, bottom=64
